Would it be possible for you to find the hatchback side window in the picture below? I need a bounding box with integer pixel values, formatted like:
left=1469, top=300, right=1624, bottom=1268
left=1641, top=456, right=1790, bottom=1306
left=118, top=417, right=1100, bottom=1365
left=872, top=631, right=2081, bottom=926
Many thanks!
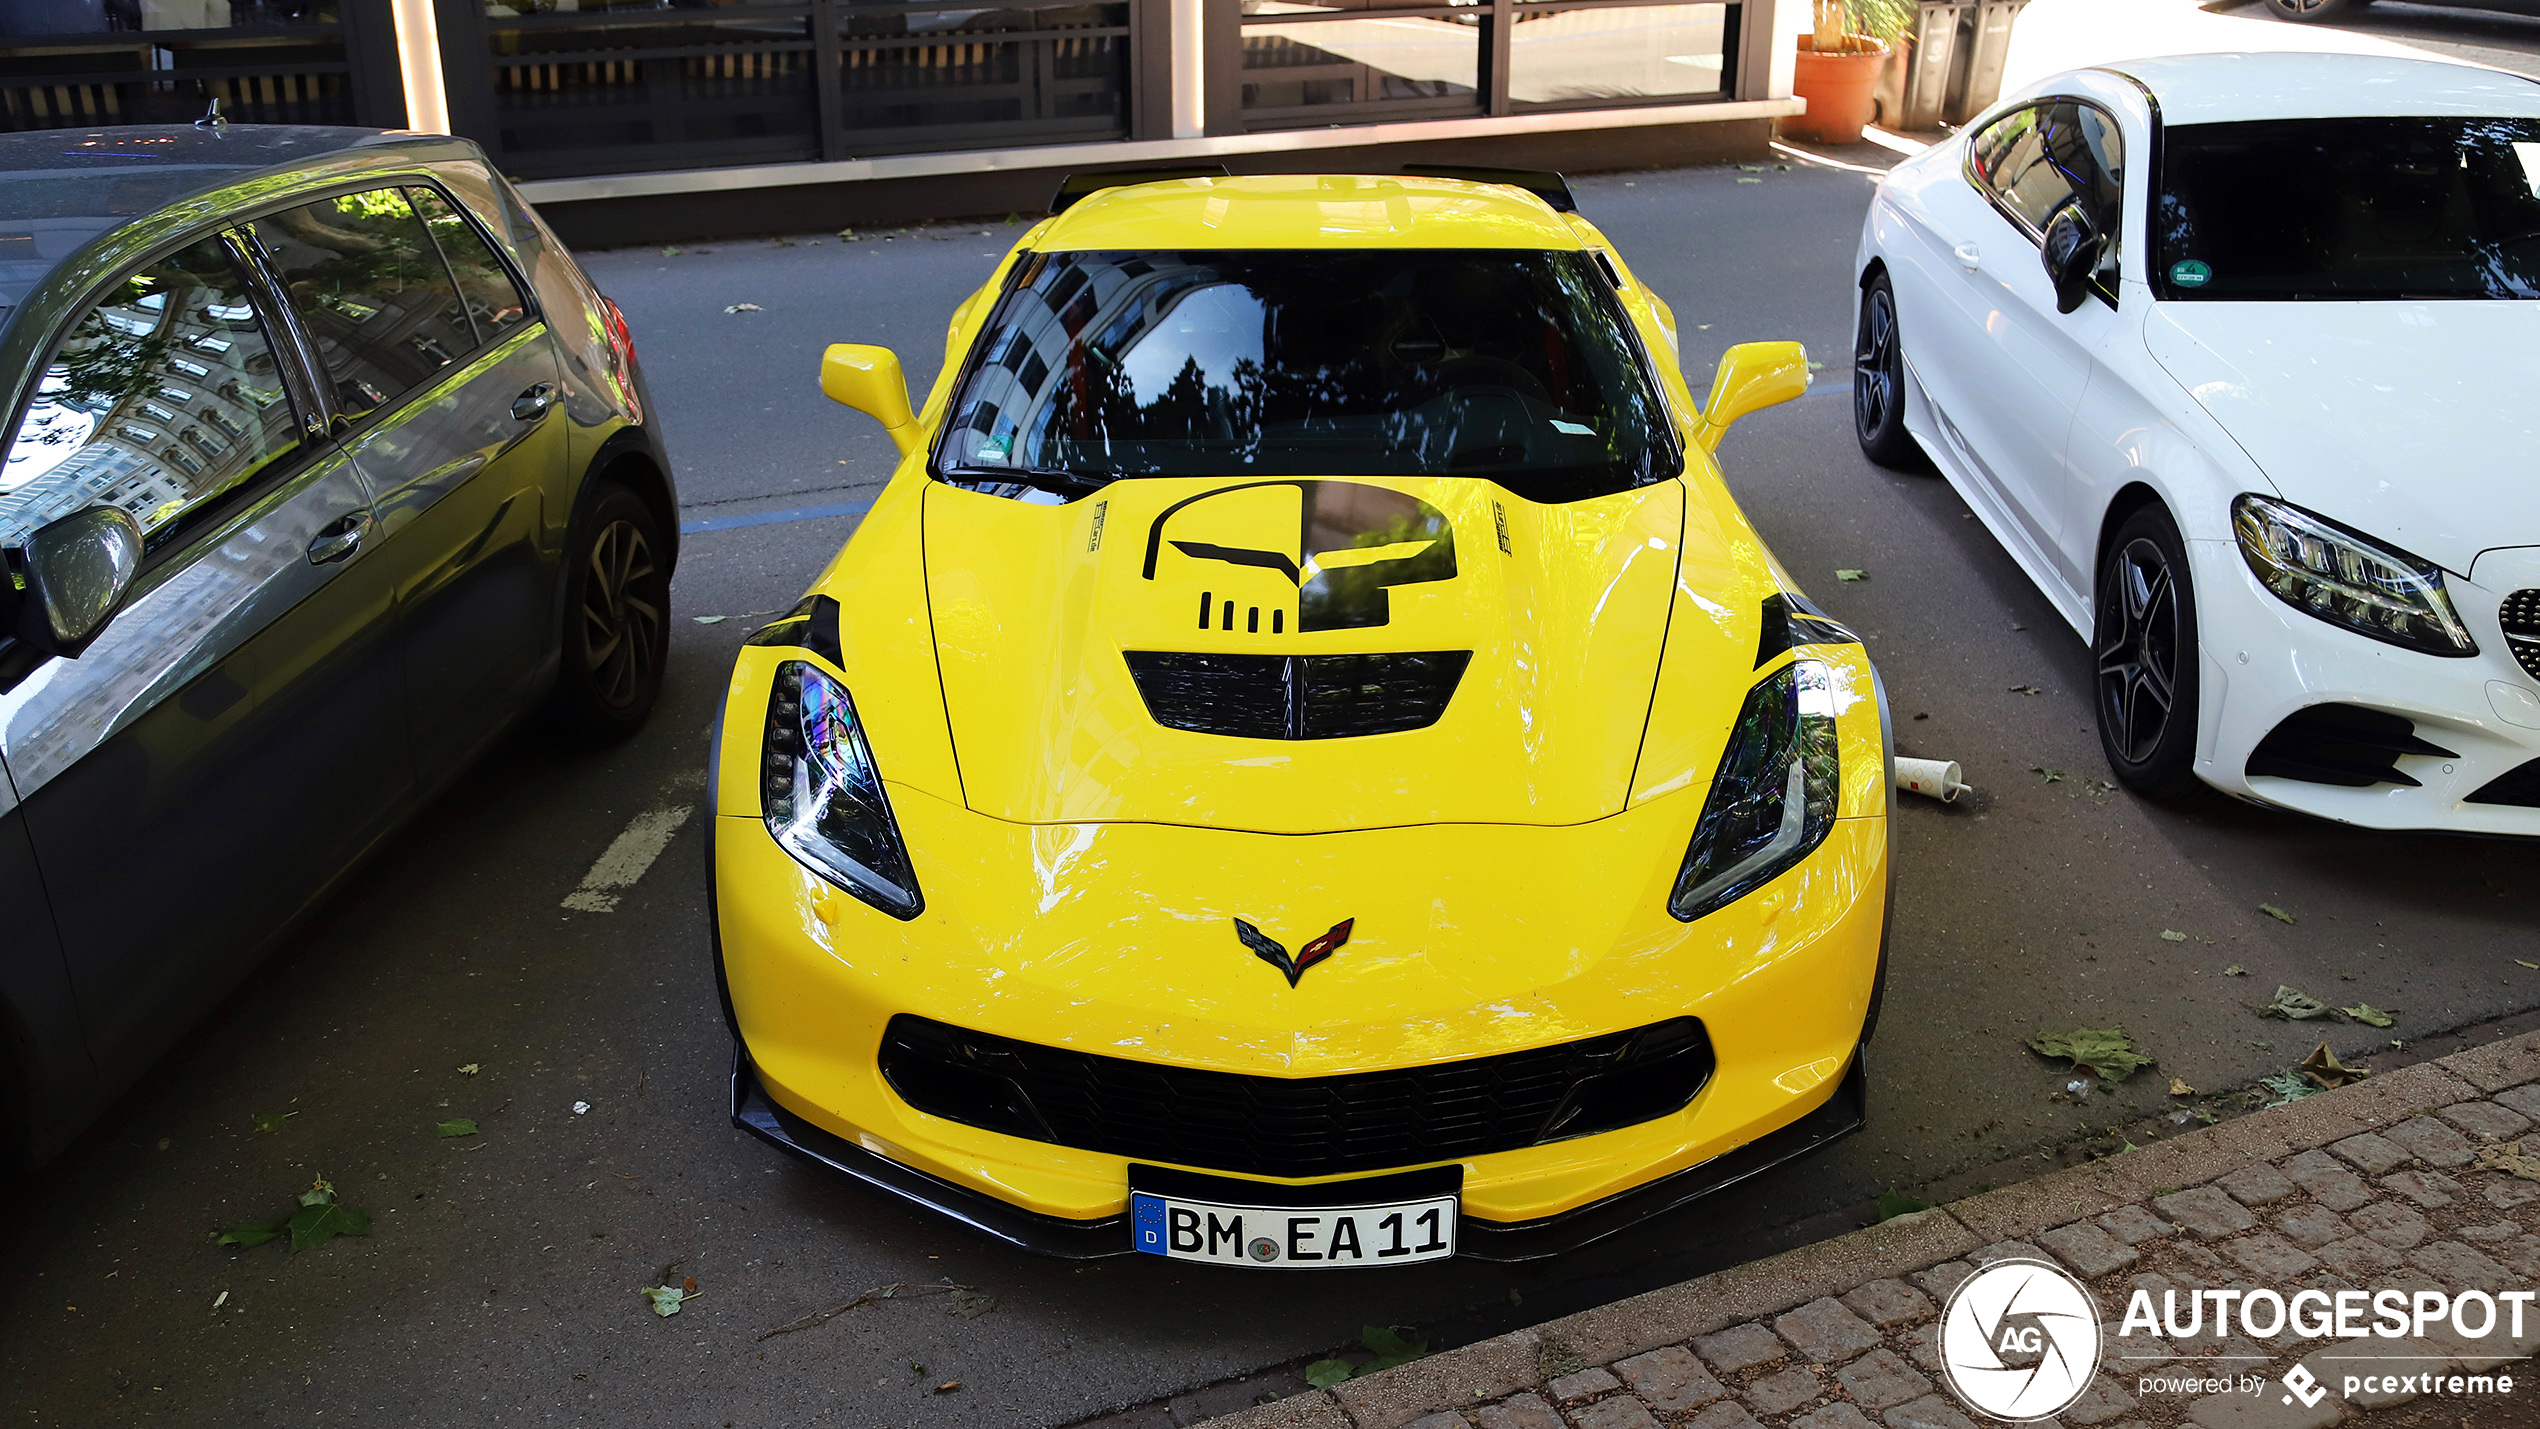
left=407, top=186, right=533, bottom=346
left=249, top=187, right=478, bottom=425
left=0, top=236, right=303, bottom=556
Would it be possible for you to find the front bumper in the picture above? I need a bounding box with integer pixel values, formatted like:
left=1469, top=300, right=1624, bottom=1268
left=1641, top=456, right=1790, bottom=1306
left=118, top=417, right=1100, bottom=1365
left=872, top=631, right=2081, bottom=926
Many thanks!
left=729, top=1040, right=1867, bottom=1261
left=2190, top=539, right=2540, bottom=834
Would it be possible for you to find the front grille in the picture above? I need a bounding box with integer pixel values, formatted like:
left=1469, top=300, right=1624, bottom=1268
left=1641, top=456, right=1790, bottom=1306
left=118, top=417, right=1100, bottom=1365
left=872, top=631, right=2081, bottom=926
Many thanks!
left=878, top=1014, right=1715, bottom=1179
left=2504, top=589, right=2540, bottom=682
left=2245, top=703, right=2455, bottom=788
left=2468, top=758, right=2540, bottom=808
left=1123, top=650, right=1470, bottom=740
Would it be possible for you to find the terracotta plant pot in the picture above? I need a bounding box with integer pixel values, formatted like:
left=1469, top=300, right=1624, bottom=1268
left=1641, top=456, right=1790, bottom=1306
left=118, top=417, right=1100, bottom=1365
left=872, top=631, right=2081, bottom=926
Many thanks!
left=1787, top=34, right=1892, bottom=145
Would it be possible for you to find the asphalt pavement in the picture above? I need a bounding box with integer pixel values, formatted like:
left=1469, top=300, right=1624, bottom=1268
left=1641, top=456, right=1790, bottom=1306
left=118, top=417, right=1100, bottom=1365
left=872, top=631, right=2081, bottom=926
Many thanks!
left=12, top=16, right=2540, bottom=1421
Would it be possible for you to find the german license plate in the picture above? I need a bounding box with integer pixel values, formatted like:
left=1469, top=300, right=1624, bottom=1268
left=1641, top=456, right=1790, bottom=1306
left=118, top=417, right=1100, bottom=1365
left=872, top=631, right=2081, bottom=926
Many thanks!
left=1131, top=1189, right=1457, bottom=1267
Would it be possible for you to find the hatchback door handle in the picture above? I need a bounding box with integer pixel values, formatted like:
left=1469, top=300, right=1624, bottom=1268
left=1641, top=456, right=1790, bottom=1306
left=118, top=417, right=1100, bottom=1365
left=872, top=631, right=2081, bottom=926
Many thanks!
left=1954, top=242, right=1981, bottom=270
left=307, top=509, right=371, bottom=566
left=511, top=382, right=556, bottom=421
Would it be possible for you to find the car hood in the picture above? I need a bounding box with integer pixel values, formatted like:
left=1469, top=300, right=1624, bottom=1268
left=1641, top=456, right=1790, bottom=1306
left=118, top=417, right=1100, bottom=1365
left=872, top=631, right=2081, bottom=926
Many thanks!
left=2144, top=301, right=2540, bottom=573
left=921, top=475, right=1688, bottom=833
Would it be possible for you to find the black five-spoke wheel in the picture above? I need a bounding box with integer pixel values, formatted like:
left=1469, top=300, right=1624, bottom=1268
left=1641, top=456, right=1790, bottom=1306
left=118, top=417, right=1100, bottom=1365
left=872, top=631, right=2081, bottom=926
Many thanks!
left=2093, top=505, right=2202, bottom=797
left=1853, top=271, right=1921, bottom=469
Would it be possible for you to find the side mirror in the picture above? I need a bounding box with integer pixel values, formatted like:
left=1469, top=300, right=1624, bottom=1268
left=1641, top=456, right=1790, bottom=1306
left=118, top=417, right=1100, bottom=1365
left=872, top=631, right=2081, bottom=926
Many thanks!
left=2042, top=207, right=2101, bottom=315
left=1692, top=341, right=1811, bottom=453
left=12, top=506, right=142, bottom=658
left=820, top=344, right=919, bottom=456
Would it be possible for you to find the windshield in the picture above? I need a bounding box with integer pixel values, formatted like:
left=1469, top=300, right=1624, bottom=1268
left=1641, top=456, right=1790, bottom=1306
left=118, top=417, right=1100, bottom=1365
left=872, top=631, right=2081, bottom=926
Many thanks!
left=2154, top=116, right=2540, bottom=301
left=937, top=248, right=1679, bottom=503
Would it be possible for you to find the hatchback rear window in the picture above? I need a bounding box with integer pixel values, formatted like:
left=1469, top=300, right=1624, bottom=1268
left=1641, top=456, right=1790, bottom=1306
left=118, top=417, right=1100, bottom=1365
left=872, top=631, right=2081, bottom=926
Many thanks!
left=938, top=248, right=1679, bottom=504
left=2153, top=116, right=2540, bottom=300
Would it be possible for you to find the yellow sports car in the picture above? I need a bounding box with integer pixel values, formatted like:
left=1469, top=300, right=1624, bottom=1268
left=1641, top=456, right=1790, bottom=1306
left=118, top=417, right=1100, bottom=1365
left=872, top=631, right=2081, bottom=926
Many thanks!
left=710, top=168, right=1892, bottom=1264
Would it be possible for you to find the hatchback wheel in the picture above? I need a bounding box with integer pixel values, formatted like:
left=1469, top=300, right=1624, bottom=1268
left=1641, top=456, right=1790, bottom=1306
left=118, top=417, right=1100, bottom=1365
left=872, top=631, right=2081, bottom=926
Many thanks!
left=1853, top=272, right=1922, bottom=470
left=2094, top=504, right=2202, bottom=798
left=547, top=479, right=669, bottom=743
left=2264, top=0, right=2367, bottom=20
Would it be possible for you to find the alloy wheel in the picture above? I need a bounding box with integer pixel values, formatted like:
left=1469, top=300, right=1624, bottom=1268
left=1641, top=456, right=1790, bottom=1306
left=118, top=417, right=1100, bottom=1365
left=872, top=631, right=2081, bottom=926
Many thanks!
left=2096, top=536, right=2179, bottom=765
left=1854, top=286, right=1899, bottom=439
left=581, top=518, right=661, bottom=710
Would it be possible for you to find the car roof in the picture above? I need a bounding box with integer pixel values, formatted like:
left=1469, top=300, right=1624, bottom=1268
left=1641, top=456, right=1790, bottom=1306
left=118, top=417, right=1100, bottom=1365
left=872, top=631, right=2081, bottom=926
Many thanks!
left=1033, top=174, right=1586, bottom=251
left=2099, top=51, right=2540, bottom=127
left=0, top=124, right=443, bottom=320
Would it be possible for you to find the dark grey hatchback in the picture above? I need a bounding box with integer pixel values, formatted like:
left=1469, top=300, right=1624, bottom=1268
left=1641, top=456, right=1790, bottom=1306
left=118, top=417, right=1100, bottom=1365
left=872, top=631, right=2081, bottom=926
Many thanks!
left=0, top=122, right=676, bottom=1167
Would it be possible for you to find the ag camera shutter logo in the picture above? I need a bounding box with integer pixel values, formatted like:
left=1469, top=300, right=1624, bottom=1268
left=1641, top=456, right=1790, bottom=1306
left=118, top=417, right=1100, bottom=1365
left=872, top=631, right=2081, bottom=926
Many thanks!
left=1938, top=1258, right=2103, bottom=1421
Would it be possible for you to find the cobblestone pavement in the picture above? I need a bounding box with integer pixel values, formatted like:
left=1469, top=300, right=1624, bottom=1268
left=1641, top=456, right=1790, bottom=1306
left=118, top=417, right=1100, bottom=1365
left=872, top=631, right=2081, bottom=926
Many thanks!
left=1195, top=1035, right=2540, bottom=1429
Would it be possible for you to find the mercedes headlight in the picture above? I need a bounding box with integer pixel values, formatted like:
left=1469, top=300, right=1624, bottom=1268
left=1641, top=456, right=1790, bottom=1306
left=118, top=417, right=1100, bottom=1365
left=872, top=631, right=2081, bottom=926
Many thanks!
left=1670, top=659, right=1840, bottom=922
left=2232, top=495, right=2474, bottom=657
left=763, top=661, right=922, bottom=919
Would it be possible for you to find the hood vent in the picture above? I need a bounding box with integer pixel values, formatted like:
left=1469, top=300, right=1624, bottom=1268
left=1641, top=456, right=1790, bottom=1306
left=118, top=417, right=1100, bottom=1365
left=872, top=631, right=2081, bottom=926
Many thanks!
left=1124, top=650, right=1471, bottom=740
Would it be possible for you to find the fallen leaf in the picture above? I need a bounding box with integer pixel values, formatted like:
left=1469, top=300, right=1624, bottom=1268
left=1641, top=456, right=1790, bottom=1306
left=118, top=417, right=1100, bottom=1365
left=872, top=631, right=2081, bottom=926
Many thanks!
left=692, top=615, right=727, bottom=625
left=457, top=1063, right=480, bottom=1075
left=1737, top=163, right=1769, bottom=172
left=2025, top=1027, right=2154, bottom=1082
left=1805, top=360, right=1825, bottom=372
left=934, top=1381, right=962, bottom=1395
left=2258, top=1070, right=2319, bottom=1108
left=946, top=1289, right=997, bottom=1319
left=2298, top=1040, right=2371, bottom=1089
left=2007, top=683, right=2041, bottom=695
left=1876, top=1190, right=1930, bottom=1221
left=215, top=1220, right=285, bottom=1249
left=2340, top=1003, right=2395, bottom=1029
left=2259, top=903, right=2297, bottom=924
left=250, top=1111, right=296, bottom=1133
left=287, top=1200, right=370, bottom=1251
left=2475, top=1139, right=2540, bottom=1183
left=1359, top=1324, right=1431, bottom=1374
left=1305, top=1360, right=1353, bottom=1390
left=2518, top=960, right=2539, bottom=971
left=724, top=303, right=763, bottom=314
left=2259, top=985, right=2337, bottom=1021
left=436, top=1118, right=478, bottom=1138
left=2169, top=1077, right=2196, bottom=1096
left=2160, top=930, right=2188, bottom=943
left=2030, top=767, right=2065, bottom=784
left=1835, top=569, right=1867, bottom=581
left=1736, top=177, right=1763, bottom=185
left=838, top=227, right=857, bottom=240
left=2223, top=964, right=2249, bottom=977
left=640, top=1285, right=686, bottom=1318
left=660, top=246, right=682, bottom=257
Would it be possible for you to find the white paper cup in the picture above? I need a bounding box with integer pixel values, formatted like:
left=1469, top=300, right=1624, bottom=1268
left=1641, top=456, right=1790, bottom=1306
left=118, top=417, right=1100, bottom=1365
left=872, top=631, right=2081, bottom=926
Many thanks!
left=1895, top=756, right=1967, bottom=803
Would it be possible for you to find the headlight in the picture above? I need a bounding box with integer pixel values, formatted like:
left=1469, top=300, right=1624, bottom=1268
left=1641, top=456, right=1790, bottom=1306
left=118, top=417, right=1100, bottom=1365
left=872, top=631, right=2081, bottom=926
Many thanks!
left=1670, top=659, right=1840, bottom=922
left=763, top=661, right=923, bottom=919
left=2232, top=495, right=2474, bottom=657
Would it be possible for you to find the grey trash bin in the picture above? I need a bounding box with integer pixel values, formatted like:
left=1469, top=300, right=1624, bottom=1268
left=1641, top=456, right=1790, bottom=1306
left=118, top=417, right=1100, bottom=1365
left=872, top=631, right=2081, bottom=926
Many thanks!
left=1874, top=0, right=2028, bottom=133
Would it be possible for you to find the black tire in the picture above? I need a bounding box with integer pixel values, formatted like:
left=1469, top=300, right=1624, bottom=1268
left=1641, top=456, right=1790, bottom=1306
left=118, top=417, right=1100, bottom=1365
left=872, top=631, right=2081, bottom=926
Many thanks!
left=2264, top=0, right=2367, bottom=21
left=545, top=479, right=669, bottom=743
left=1853, top=272, right=1923, bottom=470
left=2093, top=504, right=2202, bottom=799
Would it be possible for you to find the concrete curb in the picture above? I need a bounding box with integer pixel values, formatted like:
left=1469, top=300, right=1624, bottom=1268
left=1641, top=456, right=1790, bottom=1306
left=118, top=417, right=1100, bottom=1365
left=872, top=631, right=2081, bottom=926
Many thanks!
left=1197, top=1029, right=2540, bottom=1429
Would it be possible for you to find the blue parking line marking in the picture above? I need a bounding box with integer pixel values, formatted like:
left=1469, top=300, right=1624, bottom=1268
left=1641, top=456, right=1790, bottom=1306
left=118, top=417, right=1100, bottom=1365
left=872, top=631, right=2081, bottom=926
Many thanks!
left=680, top=497, right=876, bottom=535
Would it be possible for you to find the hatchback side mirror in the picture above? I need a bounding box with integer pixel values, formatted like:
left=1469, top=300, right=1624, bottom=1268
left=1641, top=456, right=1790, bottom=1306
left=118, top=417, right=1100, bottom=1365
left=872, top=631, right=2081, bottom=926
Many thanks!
left=820, top=344, right=919, bottom=456
left=12, top=505, right=143, bottom=658
left=1692, top=341, right=1811, bottom=453
left=2042, top=207, right=2102, bottom=315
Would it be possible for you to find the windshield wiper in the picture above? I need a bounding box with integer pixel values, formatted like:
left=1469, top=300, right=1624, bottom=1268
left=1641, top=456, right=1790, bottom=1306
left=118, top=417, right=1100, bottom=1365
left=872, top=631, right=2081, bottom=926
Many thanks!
left=938, top=464, right=1113, bottom=496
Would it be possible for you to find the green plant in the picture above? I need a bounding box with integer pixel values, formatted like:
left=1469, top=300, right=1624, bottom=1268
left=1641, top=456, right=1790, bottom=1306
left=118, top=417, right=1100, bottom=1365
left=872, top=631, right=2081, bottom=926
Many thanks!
left=1807, top=0, right=1913, bottom=52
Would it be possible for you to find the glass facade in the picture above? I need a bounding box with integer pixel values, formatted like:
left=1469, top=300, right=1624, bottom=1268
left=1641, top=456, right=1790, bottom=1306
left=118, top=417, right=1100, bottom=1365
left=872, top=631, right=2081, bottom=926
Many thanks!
left=1237, top=0, right=1480, bottom=128
left=1506, top=1, right=1730, bottom=109
left=0, top=0, right=355, bottom=130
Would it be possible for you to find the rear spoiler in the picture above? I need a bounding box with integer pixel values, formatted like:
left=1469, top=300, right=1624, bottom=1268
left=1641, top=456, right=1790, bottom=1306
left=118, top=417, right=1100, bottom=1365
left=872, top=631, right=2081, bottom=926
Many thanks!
left=1049, top=164, right=1232, bottom=213
left=1398, top=165, right=1576, bottom=212
left=1045, top=162, right=1577, bottom=215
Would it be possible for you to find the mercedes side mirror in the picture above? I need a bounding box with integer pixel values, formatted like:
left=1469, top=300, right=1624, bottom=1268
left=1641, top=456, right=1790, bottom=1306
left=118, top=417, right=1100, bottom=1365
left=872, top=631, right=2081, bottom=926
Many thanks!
left=1691, top=341, right=1811, bottom=453
left=820, top=343, right=919, bottom=456
left=11, top=505, right=143, bottom=658
left=2042, top=208, right=2101, bottom=315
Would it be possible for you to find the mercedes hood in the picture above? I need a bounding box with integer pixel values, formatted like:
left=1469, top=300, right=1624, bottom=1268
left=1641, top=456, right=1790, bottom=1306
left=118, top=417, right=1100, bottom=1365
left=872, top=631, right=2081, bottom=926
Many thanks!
left=2145, top=301, right=2540, bottom=574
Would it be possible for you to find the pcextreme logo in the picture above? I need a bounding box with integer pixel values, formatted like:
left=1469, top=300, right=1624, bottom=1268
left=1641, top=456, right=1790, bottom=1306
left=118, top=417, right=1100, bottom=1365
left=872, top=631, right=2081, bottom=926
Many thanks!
left=1937, top=1259, right=2102, bottom=1421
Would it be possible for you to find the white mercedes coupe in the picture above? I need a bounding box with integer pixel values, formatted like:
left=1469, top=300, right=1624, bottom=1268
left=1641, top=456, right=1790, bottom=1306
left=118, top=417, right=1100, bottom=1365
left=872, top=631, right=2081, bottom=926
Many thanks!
left=1853, top=51, right=2540, bottom=834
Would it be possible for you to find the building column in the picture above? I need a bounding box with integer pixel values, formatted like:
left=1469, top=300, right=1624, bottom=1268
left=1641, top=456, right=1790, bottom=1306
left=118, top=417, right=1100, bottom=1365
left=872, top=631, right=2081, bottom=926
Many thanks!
left=390, top=0, right=451, bottom=134
left=1169, top=0, right=1206, bottom=139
